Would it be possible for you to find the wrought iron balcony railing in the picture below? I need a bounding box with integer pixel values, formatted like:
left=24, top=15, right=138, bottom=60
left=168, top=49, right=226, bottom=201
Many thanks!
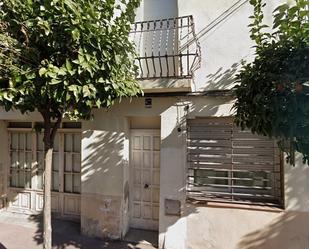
left=130, top=15, right=201, bottom=80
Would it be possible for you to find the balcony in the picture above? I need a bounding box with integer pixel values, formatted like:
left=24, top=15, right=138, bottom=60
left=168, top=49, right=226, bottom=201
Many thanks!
left=130, top=15, right=201, bottom=92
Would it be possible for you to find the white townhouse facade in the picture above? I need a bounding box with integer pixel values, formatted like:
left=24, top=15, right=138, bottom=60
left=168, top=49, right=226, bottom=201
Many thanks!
left=1, top=1, right=309, bottom=249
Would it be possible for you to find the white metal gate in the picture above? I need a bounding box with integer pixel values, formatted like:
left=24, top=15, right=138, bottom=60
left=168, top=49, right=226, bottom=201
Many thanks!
left=130, top=130, right=160, bottom=231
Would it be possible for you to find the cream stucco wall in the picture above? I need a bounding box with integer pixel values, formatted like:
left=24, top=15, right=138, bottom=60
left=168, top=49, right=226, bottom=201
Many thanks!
left=77, top=95, right=309, bottom=249
left=77, top=96, right=237, bottom=244
left=154, top=95, right=309, bottom=249
left=185, top=153, right=309, bottom=249
left=186, top=205, right=309, bottom=249
left=178, top=0, right=286, bottom=92
left=1, top=96, right=309, bottom=249
left=284, top=154, right=309, bottom=212
left=80, top=97, right=175, bottom=238
left=172, top=1, right=309, bottom=248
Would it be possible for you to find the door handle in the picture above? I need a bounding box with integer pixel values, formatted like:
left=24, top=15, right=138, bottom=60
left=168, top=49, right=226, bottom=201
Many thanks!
left=144, top=183, right=149, bottom=189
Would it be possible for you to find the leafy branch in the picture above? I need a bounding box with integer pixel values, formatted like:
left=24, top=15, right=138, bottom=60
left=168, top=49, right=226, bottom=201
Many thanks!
left=234, top=0, right=309, bottom=165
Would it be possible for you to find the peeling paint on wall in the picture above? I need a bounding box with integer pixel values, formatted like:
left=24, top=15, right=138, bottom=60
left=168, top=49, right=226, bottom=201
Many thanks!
left=100, top=199, right=112, bottom=213
left=81, top=193, right=122, bottom=239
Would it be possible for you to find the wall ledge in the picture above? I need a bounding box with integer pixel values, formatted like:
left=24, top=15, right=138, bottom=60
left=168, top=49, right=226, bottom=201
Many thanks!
left=186, top=200, right=284, bottom=213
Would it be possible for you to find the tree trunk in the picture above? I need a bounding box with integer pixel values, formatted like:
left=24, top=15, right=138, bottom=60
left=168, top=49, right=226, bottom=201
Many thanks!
left=41, top=111, right=61, bottom=249
left=43, top=144, right=53, bottom=249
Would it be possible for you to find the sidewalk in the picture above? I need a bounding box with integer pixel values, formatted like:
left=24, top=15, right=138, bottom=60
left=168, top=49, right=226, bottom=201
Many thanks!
left=0, top=212, right=157, bottom=249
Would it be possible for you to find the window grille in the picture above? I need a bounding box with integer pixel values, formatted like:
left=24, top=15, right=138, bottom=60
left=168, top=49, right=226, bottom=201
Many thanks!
left=130, top=15, right=201, bottom=79
left=187, top=118, right=282, bottom=206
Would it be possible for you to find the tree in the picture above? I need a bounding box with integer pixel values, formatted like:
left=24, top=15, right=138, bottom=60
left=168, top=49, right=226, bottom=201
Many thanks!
left=234, top=0, right=309, bottom=165
left=0, top=0, right=141, bottom=248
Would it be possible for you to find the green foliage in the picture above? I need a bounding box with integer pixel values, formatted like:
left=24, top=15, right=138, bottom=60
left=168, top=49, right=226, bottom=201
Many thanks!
left=0, top=0, right=141, bottom=120
left=234, top=0, right=309, bottom=164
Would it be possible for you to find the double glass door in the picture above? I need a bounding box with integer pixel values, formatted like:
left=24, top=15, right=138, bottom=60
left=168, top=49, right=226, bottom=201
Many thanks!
left=8, top=124, right=81, bottom=218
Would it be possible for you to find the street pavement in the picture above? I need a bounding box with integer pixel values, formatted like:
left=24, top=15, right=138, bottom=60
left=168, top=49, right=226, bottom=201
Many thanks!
left=0, top=212, right=157, bottom=249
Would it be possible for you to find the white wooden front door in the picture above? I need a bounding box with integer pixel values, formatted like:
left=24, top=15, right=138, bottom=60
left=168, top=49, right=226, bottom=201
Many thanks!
left=130, top=130, right=160, bottom=231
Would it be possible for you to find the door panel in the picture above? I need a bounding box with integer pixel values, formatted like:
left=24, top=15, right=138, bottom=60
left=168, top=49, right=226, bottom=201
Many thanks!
left=130, top=130, right=160, bottom=231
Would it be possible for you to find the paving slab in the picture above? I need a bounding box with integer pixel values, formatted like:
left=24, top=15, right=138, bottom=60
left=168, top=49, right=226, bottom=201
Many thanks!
left=0, top=212, right=157, bottom=249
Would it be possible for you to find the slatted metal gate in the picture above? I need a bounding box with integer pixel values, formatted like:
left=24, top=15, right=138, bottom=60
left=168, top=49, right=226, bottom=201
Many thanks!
left=187, top=118, right=282, bottom=206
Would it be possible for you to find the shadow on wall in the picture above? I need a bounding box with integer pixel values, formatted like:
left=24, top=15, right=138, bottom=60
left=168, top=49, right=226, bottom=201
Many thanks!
left=236, top=212, right=309, bottom=249
left=82, top=130, right=125, bottom=184
left=284, top=154, right=309, bottom=212
left=195, top=0, right=249, bottom=42
left=160, top=100, right=309, bottom=249
left=1, top=96, right=229, bottom=248
left=236, top=155, right=309, bottom=249
left=192, top=0, right=250, bottom=92
left=0, top=243, right=6, bottom=249
left=203, top=63, right=240, bottom=91
left=79, top=98, right=233, bottom=246
left=188, top=95, right=235, bottom=117
left=81, top=129, right=128, bottom=239
left=157, top=98, right=227, bottom=248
